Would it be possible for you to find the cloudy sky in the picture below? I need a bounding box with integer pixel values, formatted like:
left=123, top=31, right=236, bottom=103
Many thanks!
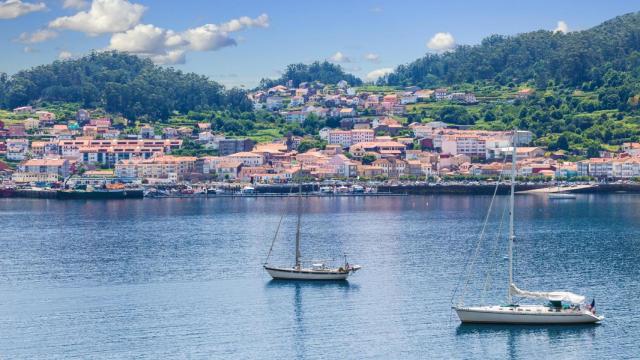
left=0, top=0, right=638, bottom=87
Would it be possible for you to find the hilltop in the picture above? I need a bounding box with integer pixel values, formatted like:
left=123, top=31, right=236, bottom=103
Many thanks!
left=0, top=51, right=252, bottom=121
left=383, top=12, right=640, bottom=88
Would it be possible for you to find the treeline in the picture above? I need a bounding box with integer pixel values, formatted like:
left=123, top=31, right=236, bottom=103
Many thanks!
left=383, top=12, right=640, bottom=89
left=260, top=61, right=362, bottom=88
left=0, top=51, right=252, bottom=121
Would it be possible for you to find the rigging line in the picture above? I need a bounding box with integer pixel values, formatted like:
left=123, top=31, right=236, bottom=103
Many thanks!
left=264, top=176, right=296, bottom=265
left=264, top=213, right=285, bottom=265
left=481, top=201, right=508, bottom=303
left=451, top=153, right=508, bottom=306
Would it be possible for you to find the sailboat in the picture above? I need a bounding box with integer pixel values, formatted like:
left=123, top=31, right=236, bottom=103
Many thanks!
left=453, top=131, right=603, bottom=324
left=263, top=168, right=361, bottom=280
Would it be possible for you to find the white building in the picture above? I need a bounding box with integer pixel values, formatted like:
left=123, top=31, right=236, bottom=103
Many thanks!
left=226, top=152, right=264, bottom=167
left=6, top=139, right=29, bottom=161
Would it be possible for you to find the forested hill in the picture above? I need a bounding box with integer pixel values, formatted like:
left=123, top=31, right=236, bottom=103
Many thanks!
left=0, top=51, right=252, bottom=120
left=383, top=12, right=640, bottom=88
left=260, top=61, right=363, bottom=89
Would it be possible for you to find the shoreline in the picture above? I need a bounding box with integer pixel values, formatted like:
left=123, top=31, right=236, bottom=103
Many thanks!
left=2, top=183, right=640, bottom=199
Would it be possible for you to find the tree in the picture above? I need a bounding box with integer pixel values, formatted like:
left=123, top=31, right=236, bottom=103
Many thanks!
left=362, top=154, right=376, bottom=165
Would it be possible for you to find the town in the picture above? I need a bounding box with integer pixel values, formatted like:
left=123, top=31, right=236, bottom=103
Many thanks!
left=1, top=82, right=640, bottom=196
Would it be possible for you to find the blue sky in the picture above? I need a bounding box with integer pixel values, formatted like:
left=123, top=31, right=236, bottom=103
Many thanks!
left=0, top=0, right=638, bottom=87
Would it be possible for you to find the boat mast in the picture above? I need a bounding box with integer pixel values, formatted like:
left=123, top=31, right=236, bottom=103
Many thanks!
left=295, top=163, right=302, bottom=270
left=508, top=129, right=517, bottom=304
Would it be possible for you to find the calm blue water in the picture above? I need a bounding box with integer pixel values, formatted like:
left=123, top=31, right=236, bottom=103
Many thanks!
left=1, top=195, right=639, bottom=359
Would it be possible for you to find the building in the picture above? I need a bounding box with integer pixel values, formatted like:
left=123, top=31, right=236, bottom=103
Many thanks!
left=226, top=152, right=264, bottom=166
left=266, top=96, right=284, bottom=110
left=218, top=138, right=255, bottom=156
left=139, top=125, right=155, bottom=139
left=18, top=158, right=71, bottom=178
left=76, top=109, right=90, bottom=124
left=372, top=158, right=406, bottom=178
left=434, top=88, right=448, bottom=101
left=327, top=129, right=375, bottom=148
left=7, top=123, right=27, bottom=137
left=115, top=156, right=197, bottom=181
left=13, top=106, right=33, bottom=114
left=6, top=139, right=29, bottom=160
left=11, top=172, right=59, bottom=184
left=441, top=135, right=487, bottom=159
left=284, top=111, right=307, bottom=123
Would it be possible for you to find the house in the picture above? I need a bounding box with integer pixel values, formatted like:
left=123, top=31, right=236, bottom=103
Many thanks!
left=215, top=160, right=243, bottom=179
left=7, top=123, right=27, bottom=137
left=266, top=96, right=284, bottom=110
left=357, top=165, right=384, bottom=178
left=76, top=109, right=90, bottom=124
left=13, top=106, right=33, bottom=114
left=284, top=111, right=306, bottom=123
left=24, top=118, right=40, bottom=130
left=163, top=127, right=179, bottom=139
left=6, top=139, right=29, bottom=161
left=339, top=108, right=356, bottom=117
left=400, top=92, right=418, bottom=105
left=226, top=152, right=264, bottom=166
left=415, top=89, right=434, bottom=100
left=36, top=111, right=56, bottom=123
left=290, top=96, right=305, bottom=107
left=434, top=88, right=448, bottom=101
left=327, top=154, right=358, bottom=178
left=139, top=125, right=155, bottom=139
left=372, top=158, right=406, bottom=178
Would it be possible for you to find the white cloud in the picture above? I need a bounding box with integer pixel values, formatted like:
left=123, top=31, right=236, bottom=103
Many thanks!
left=427, top=32, right=455, bottom=52
left=554, top=20, right=569, bottom=34
left=366, top=67, right=393, bottom=82
left=58, top=50, right=73, bottom=60
left=109, top=24, right=183, bottom=53
left=0, top=0, right=46, bottom=19
left=23, top=46, right=38, bottom=53
left=49, top=0, right=146, bottom=36
left=62, top=0, right=88, bottom=9
left=364, top=53, right=379, bottom=62
left=108, top=14, right=270, bottom=65
left=370, top=6, right=382, bottom=13
left=17, top=29, right=58, bottom=43
left=329, top=51, right=350, bottom=63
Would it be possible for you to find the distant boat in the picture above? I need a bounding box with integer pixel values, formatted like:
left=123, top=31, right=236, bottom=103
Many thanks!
left=351, top=185, right=365, bottom=193
left=264, top=170, right=361, bottom=280
left=241, top=186, right=255, bottom=194
left=453, top=130, right=603, bottom=324
left=548, top=193, right=577, bottom=199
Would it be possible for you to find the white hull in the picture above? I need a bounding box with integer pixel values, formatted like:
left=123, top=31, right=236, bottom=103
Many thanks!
left=264, top=265, right=355, bottom=280
left=454, top=305, right=603, bottom=324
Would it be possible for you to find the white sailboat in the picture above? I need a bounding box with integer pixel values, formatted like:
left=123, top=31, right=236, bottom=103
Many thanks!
left=453, top=131, right=603, bottom=324
left=263, top=173, right=361, bottom=280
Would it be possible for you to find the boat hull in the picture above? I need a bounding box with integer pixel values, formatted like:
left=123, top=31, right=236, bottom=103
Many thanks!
left=454, top=306, right=603, bottom=324
left=264, top=266, right=351, bottom=280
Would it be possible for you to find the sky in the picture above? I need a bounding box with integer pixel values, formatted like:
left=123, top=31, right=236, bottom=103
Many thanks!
left=0, top=0, right=638, bottom=88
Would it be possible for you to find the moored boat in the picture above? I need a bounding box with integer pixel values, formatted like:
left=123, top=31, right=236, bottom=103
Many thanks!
left=452, top=130, right=602, bottom=325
